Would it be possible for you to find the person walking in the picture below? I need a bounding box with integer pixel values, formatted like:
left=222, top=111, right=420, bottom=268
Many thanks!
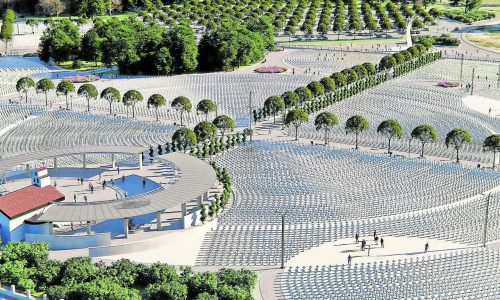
left=424, top=242, right=429, bottom=253
left=373, top=230, right=377, bottom=240
left=355, top=232, right=359, bottom=243
left=73, top=194, right=76, bottom=203
left=374, top=236, right=379, bottom=245
left=347, top=254, right=352, bottom=265
left=122, top=175, right=125, bottom=182
left=84, top=195, right=88, bottom=203
left=361, top=239, right=366, bottom=251
left=367, top=245, right=371, bottom=256
left=380, top=238, right=384, bottom=248
left=117, top=167, right=120, bottom=175
left=142, top=178, right=146, bottom=188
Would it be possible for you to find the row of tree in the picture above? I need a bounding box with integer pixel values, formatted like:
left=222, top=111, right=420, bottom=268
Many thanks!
left=285, top=110, right=499, bottom=166
left=0, top=241, right=257, bottom=299
left=38, top=16, right=274, bottom=74
left=0, top=9, right=15, bottom=52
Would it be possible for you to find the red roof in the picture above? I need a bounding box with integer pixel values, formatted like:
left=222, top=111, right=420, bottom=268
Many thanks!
left=0, top=185, right=65, bottom=219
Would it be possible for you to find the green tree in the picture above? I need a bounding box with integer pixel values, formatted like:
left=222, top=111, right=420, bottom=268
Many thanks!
left=0, top=9, right=14, bottom=53
left=247, top=16, right=275, bottom=50
left=333, top=0, right=346, bottom=40
left=16, top=77, right=36, bottom=103
left=78, top=0, right=106, bottom=18
left=36, top=78, right=55, bottom=106
left=282, top=91, right=300, bottom=109
left=100, top=87, right=121, bottom=115
left=165, top=21, right=198, bottom=73
left=285, top=108, right=309, bottom=141
left=81, top=30, right=103, bottom=65
left=377, top=119, right=403, bottom=154
left=295, top=87, right=313, bottom=103
left=123, top=90, right=143, bottom=118
left=307, top=81, right=325, bottom=97
left=56, top=79, right=75, bottom=109
left=194, top=121, right=218, bottom=142
left=153, top=47, right=173, bottom=75
left=320, top=77, right=336, bottom=93
left=147, top=94, right=167, bottom=121
left=212, top=115, right=235, bottom=138
left=172, top=128, right=198, bottom=152
left=465, top=0, right=482, bottom=12
left=331, top=72, right=348, bottom=87
left=379, top=55, right=397, bottom=70
left=345, top=115, right=369, bottom=150
left=144, top=281, right=187, bottom=300
left=445, top=128, right=472, bottom=162
left=38, top=19, right=81, bottom=63
left=68, top=278, right=141, bottom=300
left=196, top=99, right=217, bottom=121
left=483, top=135, right=500, bottom=169
left=77, top=83, right=98, bottom=112
left=171, top=96, right=192, bottom=125
left=188, top=272, right=218, bottom=297
left=264, top=95, right=285, bottom=124
left=411, top=124, right=437, bottom=157
left=315, top=112, right=339, bottom=145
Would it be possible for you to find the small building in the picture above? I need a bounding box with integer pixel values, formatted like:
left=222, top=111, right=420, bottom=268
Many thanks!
left=0, top=169, right=64, bottom=243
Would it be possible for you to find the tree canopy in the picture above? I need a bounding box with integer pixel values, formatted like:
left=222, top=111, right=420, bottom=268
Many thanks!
left=411, top=124, right=437, bottom=157
left=315, top=112, right=339, bottom=145
left=285, top=108, right=309, bottom=141
left=345, top=115, right=369, bottom=150
left=377, top=119, right=403, bottom=154
left=213, top=115, right=235, bottom=138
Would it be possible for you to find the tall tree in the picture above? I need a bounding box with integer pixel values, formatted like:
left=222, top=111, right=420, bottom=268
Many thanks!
left=377, top=119, right=403, bottom=154
left=165, top=21, right=198, bottom=73
left=36, top=78, right=55, bottom=106
left=212, top=115, right=235, bottom=138
left=38, top=19, right=81, bottom=63
left=196, top=99, right=217, bottom=121
left=445, top=128, right=472, bottom=162
left=36, top=0, right=65, bottom=16
left=171, top=96, right=192, bottom=125
left=465, top=0, right=482, bottom=12
left=122, top=90, right=143, bottom=118
left=285, top=108, right=308, bottom=141
left=56, top=79, right=75, bottom=109
left=282, top=91, right=300, bottom=110
left=77, top=83, right=98, bottom=112
left=483, top=135, right=500, bottom=169
left=315, top=112, right=339, bottom=145
left=172, top=128, right=197, bottom=152
left=411, top=124, right=437, bottom=157
left=100, top=87, right=120, bottom=115
left=147, top=94, right=166, bottom=121
left=333, top=0, right=346, bottom=40
left=345, top=115, right=369, bottom=150
left=16, top=77, right=35, bottom=103
left=264, top=96, right=285, bottom=124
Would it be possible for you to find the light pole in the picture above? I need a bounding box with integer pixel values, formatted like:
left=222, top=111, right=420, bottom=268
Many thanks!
left=471, top=67, right=475, bottom=96
left=459, top=53, right=464, bottom=83
left=248, top=91, right=253, bottom=143
left=275, top=211, right=287, bottom=269
left=407, top=137, right=412, bottom=158
left=482, top=193, right=491, bottom=247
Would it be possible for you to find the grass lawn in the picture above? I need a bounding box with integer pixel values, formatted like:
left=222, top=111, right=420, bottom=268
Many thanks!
left=466, top=31, right=500, bottom=51
left=430, top=0, right=500, bottom=16
left=280, top=37, right=405, bottom=46
left=57, top=61, right=105, bottom=71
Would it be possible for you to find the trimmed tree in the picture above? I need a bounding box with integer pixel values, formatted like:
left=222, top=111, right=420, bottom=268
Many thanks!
left=264, top=96, right=285, bottom=124
left=56, top=79, right=75, bottom=110
left=196, top=99, right=217, bottom=121
left=345, top=115, right=369, bottom=150
left=282, top=91, right=300, bottom=110
left=445, top=128, right=472, bottom=162
left=16, top=77, right=36, bottom=103
left=294, top=87, right=313, bottom=103
left=320, top=77, right=336, bottom=93
left=123, top=90, right=143, bottom=118
left=147, top=94, right=166, bottom=121
left=194, top=121, right=218, bottom=142
left=77, top=83, right=98, bottom=112
left=411, top=124, right=437, bottom=158
left=212, top=115, right=234, bottom=139
left=285, top=108, right=309, bottom=141
left=172, top=127, right=197, bottom=152
left=100, top=87, right=121, bottom=115
left=315, top=112, right=339, bottom=145
left=171, top=96, right=192, bottom=125
left=307, top=81, right=325, bottom=97
left=36, top=78, right=55, bottom=106
left=483, top=135, right=500, bottom=169
left=377, top=119, right=403, bottom=154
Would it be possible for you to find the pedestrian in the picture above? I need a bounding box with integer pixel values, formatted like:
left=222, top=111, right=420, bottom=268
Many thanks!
left=361, top=239, right=366, bottom=251
left=99, top=172, right=101, bottom=181
left=91, top=185, right=94, bottom=194
left=347, top=254, right=352, bottom=265
left=374, top=236, right=379, bottom=244
left=73, top=194, right=76, bottom=203
left=117, top=167, right=120, bottom=175
left=355, top=232, right=359, bottom=243
left=103, top=180, right=106, bottom=189
left=373, top=230, right=376, bottom=240
left=116, top=193, right=119, bottom=200
left=111, top=178, right=114, bottom=186
left=424, top=242, right=429, bottom=253
left=367, top=245, right=371, bottom=256
left=88, top=182, right=92, bottom=191
left=142, top=178, right=146, bottom=188
left=84, top=195, right=88, bottom=203
left=380, top=238, right=384, bottom=248
left=122, top=175, right=125, bottom=182
left=489, top=108, right=492, bottom=115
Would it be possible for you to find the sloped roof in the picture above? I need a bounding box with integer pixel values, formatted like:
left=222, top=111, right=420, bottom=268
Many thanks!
left=0, top=185, right=65, bottom=219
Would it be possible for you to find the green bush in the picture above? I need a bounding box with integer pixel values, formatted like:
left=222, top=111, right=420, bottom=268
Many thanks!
left=413, top=34, right=460, bottom=46
left=444, top=10, right=495, bottom=23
